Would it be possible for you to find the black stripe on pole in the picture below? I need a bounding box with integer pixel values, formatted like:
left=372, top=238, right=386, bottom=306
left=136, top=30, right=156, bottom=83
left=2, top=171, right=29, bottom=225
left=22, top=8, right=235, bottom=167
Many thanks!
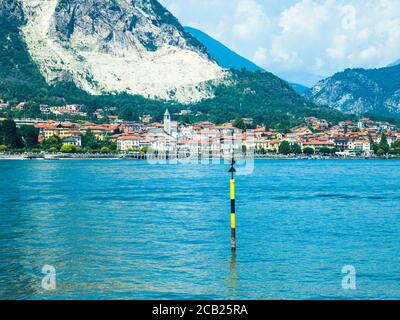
left=231, top=199, right=235, bottom=214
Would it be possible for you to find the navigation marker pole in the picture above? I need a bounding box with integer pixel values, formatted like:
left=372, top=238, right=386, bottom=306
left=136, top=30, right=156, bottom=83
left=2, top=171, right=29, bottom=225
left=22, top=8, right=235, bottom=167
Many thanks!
left=229, top=152, right=237, bottom=252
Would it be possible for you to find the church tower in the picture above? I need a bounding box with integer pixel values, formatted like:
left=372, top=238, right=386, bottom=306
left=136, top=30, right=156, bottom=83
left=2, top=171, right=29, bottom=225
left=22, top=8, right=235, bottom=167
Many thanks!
left=164, top=109, right=171, bottom=136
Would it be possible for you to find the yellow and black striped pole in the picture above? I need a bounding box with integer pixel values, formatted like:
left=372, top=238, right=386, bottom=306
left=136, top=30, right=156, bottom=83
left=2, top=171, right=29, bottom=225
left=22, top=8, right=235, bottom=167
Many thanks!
left=229, top=158, right=236, bottom=251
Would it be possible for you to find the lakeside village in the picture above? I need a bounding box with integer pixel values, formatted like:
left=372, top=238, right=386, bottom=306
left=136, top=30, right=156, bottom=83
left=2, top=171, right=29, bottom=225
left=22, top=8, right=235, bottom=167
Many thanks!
left=1, top=101, right=400, bottom=160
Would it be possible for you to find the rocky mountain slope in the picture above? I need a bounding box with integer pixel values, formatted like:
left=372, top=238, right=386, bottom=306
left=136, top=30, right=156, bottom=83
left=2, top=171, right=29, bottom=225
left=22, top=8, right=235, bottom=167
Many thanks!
left=306, top=65, right=400, bottom=116
left=8, top=0, right=227, bottom=103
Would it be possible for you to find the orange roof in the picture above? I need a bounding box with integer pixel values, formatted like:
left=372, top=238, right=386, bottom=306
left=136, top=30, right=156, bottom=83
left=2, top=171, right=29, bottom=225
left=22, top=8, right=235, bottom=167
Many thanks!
left=303, top=140, right=334, bottom=146
left=35, top=124, right=57, bottom=130
left=117, top=135, right=140, bottom=141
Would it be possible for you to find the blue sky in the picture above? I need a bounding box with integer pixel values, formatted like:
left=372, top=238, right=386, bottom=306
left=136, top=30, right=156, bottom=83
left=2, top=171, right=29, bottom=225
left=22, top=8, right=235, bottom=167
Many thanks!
left=159, top=0, right=400, bottom=86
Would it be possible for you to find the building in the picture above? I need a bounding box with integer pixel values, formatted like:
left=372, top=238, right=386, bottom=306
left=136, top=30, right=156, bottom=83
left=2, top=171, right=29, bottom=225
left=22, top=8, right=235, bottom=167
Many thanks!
left=302, top=140, right=335, bottom=152
left=117, top=136, right=141, bottom=151
left=164, top=109, right=171, bottom=136
left=347, top=139, right=372, bottom=156
left=242, top=118, right=254, bottom=125
left=62, top=136, right=82, bottom=147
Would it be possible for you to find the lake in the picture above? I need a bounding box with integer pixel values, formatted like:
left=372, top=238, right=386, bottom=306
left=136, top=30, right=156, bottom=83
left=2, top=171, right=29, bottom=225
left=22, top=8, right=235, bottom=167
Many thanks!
left=0, top=159, right=399, bottom=299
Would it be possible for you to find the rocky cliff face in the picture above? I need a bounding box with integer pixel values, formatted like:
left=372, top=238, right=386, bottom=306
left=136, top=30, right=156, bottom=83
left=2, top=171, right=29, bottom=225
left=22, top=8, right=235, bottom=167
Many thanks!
left=0, top=0, right=24, bottom=22
left=306, top=65, right=400, bottom=115
left=14, top=0, right=226, bottom=103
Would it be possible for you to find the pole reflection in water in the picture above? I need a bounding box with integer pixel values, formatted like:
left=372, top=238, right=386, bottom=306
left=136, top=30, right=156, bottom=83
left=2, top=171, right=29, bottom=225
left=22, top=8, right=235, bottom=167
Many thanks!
left=226, top=251, right=238, bottom=297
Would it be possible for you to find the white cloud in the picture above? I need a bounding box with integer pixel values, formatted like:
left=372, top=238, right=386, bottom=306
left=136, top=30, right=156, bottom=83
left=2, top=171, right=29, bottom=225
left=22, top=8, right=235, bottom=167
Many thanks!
left=252, top=47, right=268, bottom=65
left=159, top=0, right=400, bottom=86
left=232, top=0, right=270, bottom=40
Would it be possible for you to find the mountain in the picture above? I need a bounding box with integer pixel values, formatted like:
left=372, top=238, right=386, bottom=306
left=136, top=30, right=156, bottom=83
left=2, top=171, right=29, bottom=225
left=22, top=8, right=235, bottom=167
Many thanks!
left=289, top=83, right=309, bottom=95
left=0, top=0, right=346, bottom=128
left=7, top=0, right=227, bottom=103
left=306, top=65, right=400, bottom=116
left=388, top=59, right=400, bottom=67
left=184, top=26, right=263, bottom=72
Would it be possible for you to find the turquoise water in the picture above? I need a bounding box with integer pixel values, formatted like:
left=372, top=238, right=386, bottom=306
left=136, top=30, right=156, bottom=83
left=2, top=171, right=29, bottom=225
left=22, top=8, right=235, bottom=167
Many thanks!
left=0, top=160, right=399, bottom=300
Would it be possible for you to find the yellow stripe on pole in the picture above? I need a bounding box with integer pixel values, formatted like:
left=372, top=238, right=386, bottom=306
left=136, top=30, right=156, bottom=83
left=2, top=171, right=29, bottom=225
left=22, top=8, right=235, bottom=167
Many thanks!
left=231, top=213, right=236, bottom=229
left=230, top=179, right=235, bottom=200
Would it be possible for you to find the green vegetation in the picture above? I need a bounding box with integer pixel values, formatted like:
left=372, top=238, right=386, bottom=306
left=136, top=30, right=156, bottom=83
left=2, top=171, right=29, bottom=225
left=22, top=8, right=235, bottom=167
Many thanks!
left=303, top=147, right=315, bottom=155
left=310, top=65, right=400, bottom=117
left=290, top=143, right=302, bottom=155
left=378, top=133, right=390, bottom=155
left=390, top=140, right=400, bottom=155
left=278, top=141, right=291, bottom=155
left=60, top=144, right=76, bottom=153
left=0, top=119, right=23, bottom=148
left=0, top=119, right=39, bottom=150
left=277, top=141, right=304, bottom=155
left=19, top=125, right=39, bottom=149
left=195, top=70, right=348, bottom=129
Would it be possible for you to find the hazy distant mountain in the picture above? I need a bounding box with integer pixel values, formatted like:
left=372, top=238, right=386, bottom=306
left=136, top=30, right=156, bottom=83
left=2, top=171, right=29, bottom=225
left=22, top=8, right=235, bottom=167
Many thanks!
left=388, top=59, right=400, bottom=67
left=289, top=83, right=310, bottom=95
left=184, top=26, right=263, bottom=72
left=306, top=64, right=400, bottom=115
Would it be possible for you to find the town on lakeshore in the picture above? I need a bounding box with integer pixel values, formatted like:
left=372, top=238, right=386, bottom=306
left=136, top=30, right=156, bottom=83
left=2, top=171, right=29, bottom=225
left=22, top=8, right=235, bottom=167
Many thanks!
left=1, top=100, right=400, bottom=160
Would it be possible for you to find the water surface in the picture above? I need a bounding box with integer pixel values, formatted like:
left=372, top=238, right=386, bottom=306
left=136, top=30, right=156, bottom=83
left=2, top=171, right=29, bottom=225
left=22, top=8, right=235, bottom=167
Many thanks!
left=0, top=160, right=399, bottom=299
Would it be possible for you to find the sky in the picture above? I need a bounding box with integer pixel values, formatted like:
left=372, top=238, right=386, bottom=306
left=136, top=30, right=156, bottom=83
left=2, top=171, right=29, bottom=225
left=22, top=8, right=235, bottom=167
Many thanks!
left=159, top=0, right=400, bottom=86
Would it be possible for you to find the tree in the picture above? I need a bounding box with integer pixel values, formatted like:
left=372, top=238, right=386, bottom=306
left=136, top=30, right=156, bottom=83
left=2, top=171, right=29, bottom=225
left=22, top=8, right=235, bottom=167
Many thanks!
left=60, top=144, right=76, bottom=153
left=41, top=136, right=62, bottom=150
left=303, top=147, right=315, bottom=155
left=376, top=148, right=385, bottom=156
left=290, top=143, right=302, bottom=154
left=391, top=140, right=400, bottom=149
left=81, top=130, right=99, bottom=150
left=1, top=119, right=23, bottom=149
left=233, top=118, right=247, bottom=130
left=100, top=146, right=111, bottom=154
left=278, top=141, right=291, bottom=155
left=320, top=147, right=332, bottom=155
left=141, top=146, right=150, bottom=154
left=0, top=145, right=7, bottom=152
left=378, top=133, right=390, bottom=155
left=19, top=125, right=39, bottom=149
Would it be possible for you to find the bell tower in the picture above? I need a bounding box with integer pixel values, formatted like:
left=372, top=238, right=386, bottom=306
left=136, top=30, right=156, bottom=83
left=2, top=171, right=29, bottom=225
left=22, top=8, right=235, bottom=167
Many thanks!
left=164, top=109, right=171, bottom=135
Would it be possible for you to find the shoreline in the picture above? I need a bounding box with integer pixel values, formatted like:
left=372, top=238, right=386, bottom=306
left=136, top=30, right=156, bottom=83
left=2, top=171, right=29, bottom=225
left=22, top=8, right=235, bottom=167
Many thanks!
left=1, top=153, right=399, bottom=161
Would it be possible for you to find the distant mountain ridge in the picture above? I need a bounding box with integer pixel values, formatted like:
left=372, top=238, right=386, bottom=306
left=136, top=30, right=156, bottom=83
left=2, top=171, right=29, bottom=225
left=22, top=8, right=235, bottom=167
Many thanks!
left=388, top=59, right=400, bottom=67
left=306, top=64, right=400, bottom=115
left=184, top=26, right=264, bottom=72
